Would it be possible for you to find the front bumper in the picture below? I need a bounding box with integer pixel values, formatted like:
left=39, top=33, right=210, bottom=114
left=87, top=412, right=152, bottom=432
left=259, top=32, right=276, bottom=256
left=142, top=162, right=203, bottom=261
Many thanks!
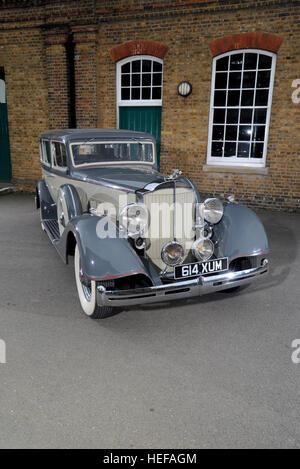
left=96, top=261, right=269, bottom=307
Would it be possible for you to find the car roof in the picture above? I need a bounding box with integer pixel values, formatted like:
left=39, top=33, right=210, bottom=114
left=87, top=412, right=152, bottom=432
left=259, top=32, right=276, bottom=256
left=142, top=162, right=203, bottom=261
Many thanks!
left=39, top=128, right=155, bottom=143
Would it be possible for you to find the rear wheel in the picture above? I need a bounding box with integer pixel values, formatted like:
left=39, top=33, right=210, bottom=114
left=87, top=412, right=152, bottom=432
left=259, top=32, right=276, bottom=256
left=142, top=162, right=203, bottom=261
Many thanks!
left=74, top=244, right=119, bottom=319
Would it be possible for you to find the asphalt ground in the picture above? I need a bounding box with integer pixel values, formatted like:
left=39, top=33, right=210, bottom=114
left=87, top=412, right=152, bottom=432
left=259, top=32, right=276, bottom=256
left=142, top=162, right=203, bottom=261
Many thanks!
left=0, top=192, right=299, bottom=448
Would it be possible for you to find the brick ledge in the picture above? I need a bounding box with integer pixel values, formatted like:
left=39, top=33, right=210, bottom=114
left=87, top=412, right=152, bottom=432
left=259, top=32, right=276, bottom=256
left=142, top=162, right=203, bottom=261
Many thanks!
left=202, top=164, right=269, bottom=176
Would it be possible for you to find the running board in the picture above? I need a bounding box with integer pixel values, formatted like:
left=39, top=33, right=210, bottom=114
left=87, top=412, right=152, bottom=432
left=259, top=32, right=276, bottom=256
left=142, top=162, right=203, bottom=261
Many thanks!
left=42, top=219, right=60, bottom=243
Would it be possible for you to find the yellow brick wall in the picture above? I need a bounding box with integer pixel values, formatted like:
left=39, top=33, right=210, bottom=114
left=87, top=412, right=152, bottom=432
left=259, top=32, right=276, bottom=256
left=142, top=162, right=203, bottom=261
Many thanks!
left=0, top=0, right=299, bottom=210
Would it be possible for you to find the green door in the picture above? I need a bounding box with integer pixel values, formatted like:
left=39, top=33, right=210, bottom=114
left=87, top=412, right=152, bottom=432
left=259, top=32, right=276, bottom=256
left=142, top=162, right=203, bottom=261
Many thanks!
left=0, top=76, right=12, bottom=182
left=119, top=106, right=162, bottom=167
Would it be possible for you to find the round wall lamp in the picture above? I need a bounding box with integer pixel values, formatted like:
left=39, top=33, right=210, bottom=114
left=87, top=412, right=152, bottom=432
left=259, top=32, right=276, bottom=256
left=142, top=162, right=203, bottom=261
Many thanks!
left=178, top=81, right=192, bottom=97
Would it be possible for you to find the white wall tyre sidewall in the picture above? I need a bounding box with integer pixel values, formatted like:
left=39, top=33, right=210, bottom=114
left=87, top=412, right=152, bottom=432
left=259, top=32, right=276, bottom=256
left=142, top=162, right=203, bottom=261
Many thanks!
left=74, top=244, right=97, bottom=317
left=57, top=190, right=69, bottom=236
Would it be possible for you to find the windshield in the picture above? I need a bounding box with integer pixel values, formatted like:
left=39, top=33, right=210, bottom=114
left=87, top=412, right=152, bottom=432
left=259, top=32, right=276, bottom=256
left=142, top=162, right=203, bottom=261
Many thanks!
left=70, top=141, right=154, bottom=167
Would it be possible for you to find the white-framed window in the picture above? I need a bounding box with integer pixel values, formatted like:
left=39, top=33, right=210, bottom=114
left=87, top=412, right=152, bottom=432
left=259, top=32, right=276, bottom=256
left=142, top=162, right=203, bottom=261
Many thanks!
left=117, top=55, right=163, bottom=107
left=207, top=49, right=276, bottom=167
left=51, top=141, right=67, bottom=170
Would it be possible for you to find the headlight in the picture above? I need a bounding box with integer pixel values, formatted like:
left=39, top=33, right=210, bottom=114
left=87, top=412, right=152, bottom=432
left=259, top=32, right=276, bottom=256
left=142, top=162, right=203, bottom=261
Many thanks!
left=161, top=241, right=184, bottom=266
left=119, top=204, right=149, bottom=236
left=200, top=198, right=224, bottom=224
left=193, top=238, right=214, bottom=262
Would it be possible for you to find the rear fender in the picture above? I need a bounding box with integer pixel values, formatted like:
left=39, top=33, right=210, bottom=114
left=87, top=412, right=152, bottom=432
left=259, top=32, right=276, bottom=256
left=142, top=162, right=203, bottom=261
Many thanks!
left=36, top=179, right=56, bottom=220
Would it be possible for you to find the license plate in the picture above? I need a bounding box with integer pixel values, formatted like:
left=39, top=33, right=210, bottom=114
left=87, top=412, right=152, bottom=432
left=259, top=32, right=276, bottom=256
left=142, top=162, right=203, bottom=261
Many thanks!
left=174, top=257, right=228, bottom=279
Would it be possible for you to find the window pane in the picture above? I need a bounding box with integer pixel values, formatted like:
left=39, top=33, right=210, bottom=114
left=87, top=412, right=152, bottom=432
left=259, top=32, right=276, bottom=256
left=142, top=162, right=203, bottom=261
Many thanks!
left=240, top=108, right=253, bottom=123
left=132, top=74, right=140, bottom=86
left=228, top=72, right=241, bottom=89
left=237, top=142, right=250, bottom=158
left=215, top=73, right=228, bottom=89
left=258, top=54, right=272, bottom=69
left=214, top=90, right=226, bottom=106
left=209, top=51, right=274, bottom=164
left=252, top=125, right=265, bottom=141
left=224, top=142, right=236, bottom=157
left=241, top=90, right=254, bottom=106
left=142, top=60, right=151, bottom=72
left=225, top=125, right=238, bottom=140
left=43, top=141, right=51, bottom=164
left=121, top=74, right=130, bottom=87
left=254, top=108, right=267, bottom=124
left=230, top=53, right=243, bottom=70
left=214, top=109, right=226, bottom=123
left=142, top=74, right=151, bottom=86
left=211, top=141, right=223, bottom=156
left=255, top=89, right=269, bottom=106
left=227, top=90, right=240, bottom=106
left=242, top=71, right=256, bottom=88
left=153, top=61, right=162, bottom=72
left=239, top=125, right=252, bottom=141
left=227, top=108, right=239, bottom=123
left=244, top=53, right=258, bottom=70
left=257, top=70, right=270, bottom=88
left=251, top=142, right=264, bottom=158
left=131, top=88, right=140, bottom=100
left=142, top=87, right=151, bottom=100
left=153, top=73, right=162, bottom=86
left=152, top=87, right=161, bottom=100
left=212, top=125, right=224, bottom=140
left=216, top=56, right=229, bottom=71
left=121, top=88, right=130, bottom=100
left=132, top=60, right=141, bottom=73
left=122, top=62, right=130, bottom=73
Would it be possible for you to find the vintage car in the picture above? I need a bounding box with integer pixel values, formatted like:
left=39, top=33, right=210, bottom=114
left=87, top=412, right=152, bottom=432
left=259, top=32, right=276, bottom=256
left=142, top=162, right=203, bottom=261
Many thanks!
left=36, top=129, right=269, bottom=319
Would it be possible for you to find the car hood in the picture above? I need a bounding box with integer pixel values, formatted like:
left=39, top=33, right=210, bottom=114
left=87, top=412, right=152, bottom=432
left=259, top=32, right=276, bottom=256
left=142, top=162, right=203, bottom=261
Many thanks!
left=72, top=166, right=165, bottom=192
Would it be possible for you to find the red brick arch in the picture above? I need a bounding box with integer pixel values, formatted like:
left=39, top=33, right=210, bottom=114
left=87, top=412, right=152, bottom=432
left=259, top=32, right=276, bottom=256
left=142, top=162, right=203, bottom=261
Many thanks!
left=210, top=32, right=284, bottom=57
left=110, top=40, right=169, bottom=62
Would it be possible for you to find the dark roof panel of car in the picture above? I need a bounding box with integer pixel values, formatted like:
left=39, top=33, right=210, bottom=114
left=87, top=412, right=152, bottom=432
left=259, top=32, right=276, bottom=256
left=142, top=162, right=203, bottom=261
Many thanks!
left=40, top=128, right=155, bottom=143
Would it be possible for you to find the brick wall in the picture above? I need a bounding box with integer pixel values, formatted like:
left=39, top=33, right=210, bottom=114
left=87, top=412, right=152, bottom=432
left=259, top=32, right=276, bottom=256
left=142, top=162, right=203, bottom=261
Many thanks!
left=0, top=0, right=299, bottom=210
left=97, top=0, right=300, bottom=211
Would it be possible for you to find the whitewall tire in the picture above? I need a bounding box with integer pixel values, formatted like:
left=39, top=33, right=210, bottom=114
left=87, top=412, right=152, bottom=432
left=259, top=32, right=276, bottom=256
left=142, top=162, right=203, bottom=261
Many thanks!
left=74, top=244, right=118, bottom=319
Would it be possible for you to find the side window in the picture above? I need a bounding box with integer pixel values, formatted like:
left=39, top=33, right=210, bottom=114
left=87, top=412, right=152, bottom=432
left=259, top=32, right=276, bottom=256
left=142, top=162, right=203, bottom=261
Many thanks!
left=41, top=140, right=51, bottom=166
left=52, top=142, right=67, bottom=169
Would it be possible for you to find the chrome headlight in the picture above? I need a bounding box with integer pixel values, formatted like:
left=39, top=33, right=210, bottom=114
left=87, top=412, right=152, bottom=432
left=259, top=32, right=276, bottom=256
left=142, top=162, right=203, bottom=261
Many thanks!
left=161, top=241, right=184, bottom=266
left=200, top=198, right=224, bottom=224
left=193, top=238, right=214, bottom=262
left=119, top=204, right=149, bottom=236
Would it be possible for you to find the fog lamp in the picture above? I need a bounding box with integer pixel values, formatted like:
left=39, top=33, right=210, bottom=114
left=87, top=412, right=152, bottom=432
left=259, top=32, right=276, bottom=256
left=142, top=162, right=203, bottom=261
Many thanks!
left=161, top=241, right=184, bottom=266
left=193, top=238, right=214, bottom=262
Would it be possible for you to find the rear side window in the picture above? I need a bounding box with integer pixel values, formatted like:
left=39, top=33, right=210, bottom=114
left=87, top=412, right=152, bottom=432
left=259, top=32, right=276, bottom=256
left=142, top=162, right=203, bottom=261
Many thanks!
left=41, top=140, right=51, bottom=165
left=51, top=142, right=67, bottom=169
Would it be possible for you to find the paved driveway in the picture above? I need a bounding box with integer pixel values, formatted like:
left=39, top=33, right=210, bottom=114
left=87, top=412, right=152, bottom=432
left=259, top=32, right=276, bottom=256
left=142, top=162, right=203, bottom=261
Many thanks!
left=0, top=193, right=299, bottom=448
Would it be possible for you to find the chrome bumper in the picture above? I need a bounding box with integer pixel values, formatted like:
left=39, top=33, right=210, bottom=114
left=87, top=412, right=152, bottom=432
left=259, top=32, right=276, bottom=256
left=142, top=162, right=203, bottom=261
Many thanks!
left=96, top=262, right=269, bottom=307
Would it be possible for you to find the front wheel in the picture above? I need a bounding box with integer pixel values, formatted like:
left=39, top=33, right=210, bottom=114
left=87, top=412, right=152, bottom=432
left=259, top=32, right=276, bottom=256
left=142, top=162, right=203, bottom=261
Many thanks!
left=74, top=244, right=119, bottom=319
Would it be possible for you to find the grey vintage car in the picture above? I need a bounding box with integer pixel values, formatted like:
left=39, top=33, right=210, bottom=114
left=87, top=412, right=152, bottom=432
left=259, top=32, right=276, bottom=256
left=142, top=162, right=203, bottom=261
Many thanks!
left=36, top=129, right=269, bottom=319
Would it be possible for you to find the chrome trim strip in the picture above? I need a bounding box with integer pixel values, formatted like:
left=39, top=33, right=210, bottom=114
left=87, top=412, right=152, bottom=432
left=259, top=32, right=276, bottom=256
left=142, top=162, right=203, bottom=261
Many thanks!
left=96, top=262, right=269, bottom=307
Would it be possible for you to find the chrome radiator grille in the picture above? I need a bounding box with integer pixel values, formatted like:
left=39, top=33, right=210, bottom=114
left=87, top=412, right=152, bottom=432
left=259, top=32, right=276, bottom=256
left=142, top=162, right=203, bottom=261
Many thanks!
left=144, top=185, right=195, bottom=270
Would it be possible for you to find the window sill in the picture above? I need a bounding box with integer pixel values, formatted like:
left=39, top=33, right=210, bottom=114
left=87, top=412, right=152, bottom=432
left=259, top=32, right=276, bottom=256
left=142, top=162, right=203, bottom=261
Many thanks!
left=202, top=164, right=269, bottom=176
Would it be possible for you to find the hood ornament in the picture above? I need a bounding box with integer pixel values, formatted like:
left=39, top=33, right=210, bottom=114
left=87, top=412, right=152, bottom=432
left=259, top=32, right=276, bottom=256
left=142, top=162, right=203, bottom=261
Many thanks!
left=165, top=168, right=182, bottom=181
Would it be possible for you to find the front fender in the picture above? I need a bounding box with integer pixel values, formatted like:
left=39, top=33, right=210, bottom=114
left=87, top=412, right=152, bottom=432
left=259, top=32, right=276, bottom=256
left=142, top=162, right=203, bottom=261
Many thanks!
left=59, top=215, right=150, bottom=282
left=213, top=203, right=269, bottom=260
